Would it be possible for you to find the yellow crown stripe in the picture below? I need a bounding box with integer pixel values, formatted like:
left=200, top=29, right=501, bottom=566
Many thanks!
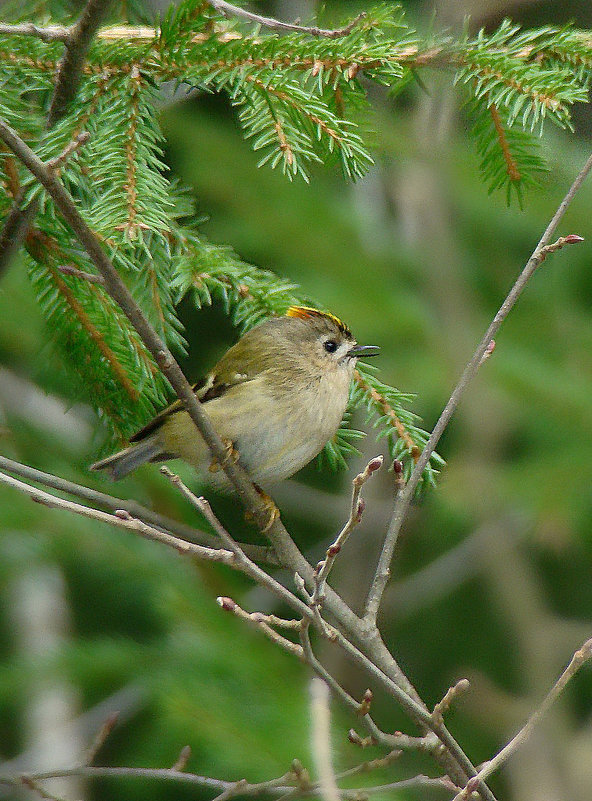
left=286, top=306, right=351, bottom=336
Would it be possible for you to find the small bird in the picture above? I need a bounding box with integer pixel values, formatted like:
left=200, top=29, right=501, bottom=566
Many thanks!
left=90, top=306, right=379, bottom=487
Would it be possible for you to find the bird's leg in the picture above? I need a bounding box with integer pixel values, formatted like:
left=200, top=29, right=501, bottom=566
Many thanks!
left=208, top=438, right=240, bottom=473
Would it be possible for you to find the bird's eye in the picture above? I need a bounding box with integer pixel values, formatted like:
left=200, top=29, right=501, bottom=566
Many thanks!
left=324, top=339, right=338, bottom=353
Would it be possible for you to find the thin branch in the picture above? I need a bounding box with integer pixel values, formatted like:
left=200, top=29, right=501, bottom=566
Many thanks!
left=56, top=264, right=105, bottom=283
left=205, top=1, right=366, bottom=39
left=0, top=764, right=456, bottom=799
left=0, top=455, right=215, bottom=547
left=364, top=154, right=591, bottom=629
left=432, top=680, right=471, bottom=726
left=453, top=638, right=592, bottom=800
left=0, top=22, right=71, bottom=42
left=311, top=457, right=382, bottom=612
left=171, top=745, right=191, bottom=772
left=217, top=596, right=304, bottom=659
left=84, top=712, right=119, bottom=765
left=0, top=469, right=236, bottom=564
left=1, top=766, right=295, bottom=797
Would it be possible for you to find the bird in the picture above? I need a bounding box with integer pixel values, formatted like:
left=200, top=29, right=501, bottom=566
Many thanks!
left=90, top=306, right=379, bottom=487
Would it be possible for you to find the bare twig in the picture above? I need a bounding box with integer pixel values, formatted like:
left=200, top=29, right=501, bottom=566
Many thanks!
left=0, top=469, right=236, bottom=563
left=364, top=155, right=591, bottom=629
left=309, top=679, right=340, bottom=801
left=452, top=638, right=592, bottom=800
left=2, top=766, right=295, bottom=797
left=0, top=764, right=457, bottom=799
left=432, top=680, right=471, bottom=726
left=0, top=22, right=71, bottom=42
left=311, top=457, right=382, bottom=612
left=217, top=596, right=304, bottom=658
left=56, top=264, right=105, bottom=283
left=171, top=746, right=191, bottom=772
left=205, top=1, right=365, bottom=39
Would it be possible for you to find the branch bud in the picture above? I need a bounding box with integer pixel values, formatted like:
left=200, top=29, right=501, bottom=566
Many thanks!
left=217, top=596, right=236, bottom=611
left=367, top=455, right=383, bottom=473
left=172, top=745, right=191, bottom=771
left=355, top=498, right=365, bottom=522
left=357, top=688, right=373, bottom=716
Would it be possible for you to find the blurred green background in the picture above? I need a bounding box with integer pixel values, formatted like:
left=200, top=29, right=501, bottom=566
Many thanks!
left=2, top=1, right=592, bottom=800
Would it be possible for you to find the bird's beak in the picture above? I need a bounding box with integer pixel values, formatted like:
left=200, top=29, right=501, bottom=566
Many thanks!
left=348, top=344, right=380, bottom=358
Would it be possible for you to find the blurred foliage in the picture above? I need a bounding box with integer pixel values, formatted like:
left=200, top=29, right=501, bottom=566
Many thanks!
left=2, top=1, right=592, bottom=801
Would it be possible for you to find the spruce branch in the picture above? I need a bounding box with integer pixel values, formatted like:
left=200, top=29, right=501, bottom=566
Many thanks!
left=467, top=93, right=548, bottom=203
left=488, top=102, right=520, bottom=182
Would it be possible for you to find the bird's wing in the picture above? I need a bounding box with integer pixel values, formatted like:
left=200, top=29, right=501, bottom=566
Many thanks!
left=129, top=368, right=255, bottom=443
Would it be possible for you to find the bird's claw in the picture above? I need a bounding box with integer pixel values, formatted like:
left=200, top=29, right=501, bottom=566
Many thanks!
left=209, top=439, right=240, bottom=473
left=245, top=486, right=280, bottom=533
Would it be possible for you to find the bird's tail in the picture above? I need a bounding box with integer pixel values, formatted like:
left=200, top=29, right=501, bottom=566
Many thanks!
left=90, top=435, right=163, bottom=480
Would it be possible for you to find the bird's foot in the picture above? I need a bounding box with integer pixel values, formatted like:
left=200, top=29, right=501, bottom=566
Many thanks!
left=208, top=439, right=240, bottom=473
left=245, top=485, right=280, bottom=533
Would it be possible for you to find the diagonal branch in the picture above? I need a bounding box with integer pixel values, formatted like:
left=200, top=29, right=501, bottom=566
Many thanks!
left=452, top=638, right=592, bottom=800
left=46, top=0, right=114, bottom=127
left=363, top=158, right=591, bottom=629
left=488, top=101, right=521, bottom=183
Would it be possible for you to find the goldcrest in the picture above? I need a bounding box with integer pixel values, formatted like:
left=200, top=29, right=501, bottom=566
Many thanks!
left=90, top=306, right=379, bottom=486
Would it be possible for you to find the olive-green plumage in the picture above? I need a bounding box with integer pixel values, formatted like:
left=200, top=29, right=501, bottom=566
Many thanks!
left=90, top=307, right=379, bottom=486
